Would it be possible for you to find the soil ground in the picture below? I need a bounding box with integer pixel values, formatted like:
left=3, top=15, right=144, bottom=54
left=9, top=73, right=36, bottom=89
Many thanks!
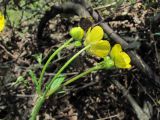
left=0, top=0, right=160, bottom=120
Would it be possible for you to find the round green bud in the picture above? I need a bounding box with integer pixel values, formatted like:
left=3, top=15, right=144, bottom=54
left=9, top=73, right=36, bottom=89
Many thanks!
left=74, top=41, right=82, bottom=47
left=103, top=56, right=114, bottom=69
left=69, top=27, right=84, bottom=40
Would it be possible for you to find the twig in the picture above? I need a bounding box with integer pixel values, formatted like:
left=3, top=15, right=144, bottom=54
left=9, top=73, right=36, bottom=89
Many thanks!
left=1, top=93, right=36, bottom=98
left=97, top=113, right=120, bottom=120
left=0, top=43, right=15, bottom=58
left=93, top=2, right=116, bottom=10
left=0, top=43, right=29, bottom=65
left=112, top=80, right=150, bottom=120
left=135, top=76, right=158, bottom=106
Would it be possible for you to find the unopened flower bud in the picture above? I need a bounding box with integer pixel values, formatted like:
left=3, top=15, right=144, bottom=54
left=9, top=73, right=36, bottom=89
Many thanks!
left=69, top=27, right=84, bottom=40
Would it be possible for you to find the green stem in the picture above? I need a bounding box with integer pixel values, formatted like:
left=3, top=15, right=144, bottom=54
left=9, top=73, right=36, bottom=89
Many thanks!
left=30, top=45, right=93, bottom=120
left=63, top=65, right=101, bottom=86
left=29, top=95, right=45, bottom=120
left=29, top=45, right=90, bottom=120
left=38, top=38, right=73, bottom=94
left=44, top=45, right=90, bottom=97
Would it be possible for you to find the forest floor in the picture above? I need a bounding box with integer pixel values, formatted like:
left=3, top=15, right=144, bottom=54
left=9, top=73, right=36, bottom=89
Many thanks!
left=0, top=0, right=160, bottom=120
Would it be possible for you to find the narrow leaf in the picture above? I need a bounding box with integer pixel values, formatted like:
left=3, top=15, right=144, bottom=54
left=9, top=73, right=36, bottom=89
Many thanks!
left=46, top=76, right=65, bottom=97
left=28, top=70, right=38, bottom=86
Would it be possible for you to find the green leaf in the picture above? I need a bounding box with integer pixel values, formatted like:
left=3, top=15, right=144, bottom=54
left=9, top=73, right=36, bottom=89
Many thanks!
left=7, top=9, right=22, bottom=27
left=33, top=53, right=43, bottom=65
left=46, top=76, right=65, bottom=97
left=11, top=76, right=25, bottom=87
left=28, top=70, right=38, bottom=87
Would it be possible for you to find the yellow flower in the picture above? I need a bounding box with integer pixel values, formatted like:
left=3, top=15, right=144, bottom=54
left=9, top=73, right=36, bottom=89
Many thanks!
left=0, top=12, right=5, bottom=32
left=69, top=27, right=84, bottom=40
left=110, top=44, right=131, bottom=68
left=84, top=26, right=110, bottom=58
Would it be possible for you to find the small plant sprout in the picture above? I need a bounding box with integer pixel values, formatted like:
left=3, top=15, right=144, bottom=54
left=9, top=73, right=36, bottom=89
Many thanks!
left=84, top=26, right=111, bottom=58
left=33, top=53, right=43, bottom=65
left=0, top=11, right=5, bottom=32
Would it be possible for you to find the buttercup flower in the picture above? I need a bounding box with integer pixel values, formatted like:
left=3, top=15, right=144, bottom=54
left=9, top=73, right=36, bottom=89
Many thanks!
left=110, top=44, right=131, bottom=68
left=69, top=27, right=84, bottom=40
left=0, top=12, right=5, bottom=32
left=84, top=26, right=110, bottom=58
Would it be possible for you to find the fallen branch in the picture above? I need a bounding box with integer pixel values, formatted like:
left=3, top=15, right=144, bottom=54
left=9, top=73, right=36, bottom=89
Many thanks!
left=112, top=80, right=150, bottom=120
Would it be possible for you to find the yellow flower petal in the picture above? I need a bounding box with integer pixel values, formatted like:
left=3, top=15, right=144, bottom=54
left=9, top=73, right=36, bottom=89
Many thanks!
left=114, top=52, right=131, bottom=68
left=85, top=26, right=104, bottom=45
left=121, top=52, right=131, bottom=64
left=0, top=12, right=5, bottom=32
left=84, top=26, right=111, bottom=58
left=110, top=44, right=131, bottom=68
left=110, top=44, right=122, bottom=60
left=88, top=40, right=110, bottom=58
left=86, top=27, right=91, bottom=37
